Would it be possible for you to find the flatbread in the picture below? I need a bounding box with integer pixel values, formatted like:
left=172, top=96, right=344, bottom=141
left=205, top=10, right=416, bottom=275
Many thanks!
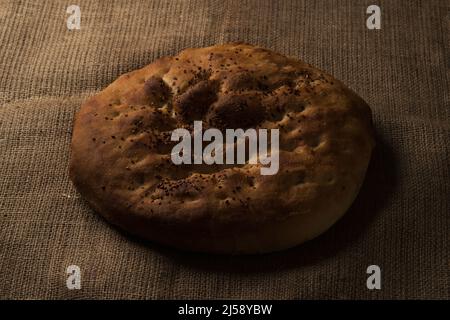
left=70, top=43, right=375, bottom=254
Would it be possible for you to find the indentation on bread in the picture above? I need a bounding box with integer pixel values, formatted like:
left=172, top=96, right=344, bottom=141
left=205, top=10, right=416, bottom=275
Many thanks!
left=207, top=94, right=265, bottom=129
left=173, top=79, right=219, bottom=121
left=144, top=76, right=171, bottom=105
left=225, top=71, right=260, bottom=91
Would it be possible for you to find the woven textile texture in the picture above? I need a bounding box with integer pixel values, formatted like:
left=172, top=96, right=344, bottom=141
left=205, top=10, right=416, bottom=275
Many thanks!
left=0, top=0, right=448, bottom=299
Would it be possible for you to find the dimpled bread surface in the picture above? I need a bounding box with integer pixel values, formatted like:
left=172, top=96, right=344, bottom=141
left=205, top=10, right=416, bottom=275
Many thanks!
left=70, top=43, right=375, bottom=254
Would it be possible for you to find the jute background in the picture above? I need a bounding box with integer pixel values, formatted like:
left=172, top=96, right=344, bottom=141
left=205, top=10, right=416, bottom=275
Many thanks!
left=0, top=0, right=448, bottom=299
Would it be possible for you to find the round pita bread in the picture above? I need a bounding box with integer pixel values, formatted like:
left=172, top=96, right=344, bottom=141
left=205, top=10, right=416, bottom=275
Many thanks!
left=70, top=43, right=375, bottom=254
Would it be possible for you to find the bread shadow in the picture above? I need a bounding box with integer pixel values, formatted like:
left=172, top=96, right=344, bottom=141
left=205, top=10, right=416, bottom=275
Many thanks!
left=125, top=131, right=397, bottom=273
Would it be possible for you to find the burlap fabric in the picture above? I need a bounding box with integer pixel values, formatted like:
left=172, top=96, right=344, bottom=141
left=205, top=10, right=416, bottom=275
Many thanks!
left=0, top=0, right=448, bottom=299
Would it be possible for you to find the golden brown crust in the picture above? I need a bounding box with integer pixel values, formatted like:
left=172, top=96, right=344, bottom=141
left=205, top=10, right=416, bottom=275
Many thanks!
left=70, top=43, right=375, bottom=254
